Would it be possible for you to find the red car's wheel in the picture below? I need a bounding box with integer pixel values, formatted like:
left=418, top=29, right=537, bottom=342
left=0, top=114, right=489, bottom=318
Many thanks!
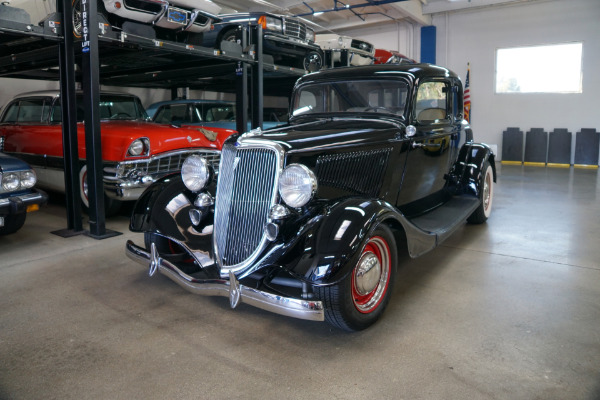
left=317, top=224, right=397, bottom=331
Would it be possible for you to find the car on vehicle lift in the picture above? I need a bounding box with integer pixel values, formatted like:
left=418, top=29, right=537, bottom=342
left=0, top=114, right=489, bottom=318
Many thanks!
left=0, top=90, right=233, bottom=215
left=126, top=63, right=496, bottom=331
left=201, top=12, right=324, bottom=72
left=316, top=33, right=375, bottom=67
left=71, top=0, right=221, bottom=44
left=374, top=49, right=417, bottom=65
left=0, top=150, right=47, bottom=235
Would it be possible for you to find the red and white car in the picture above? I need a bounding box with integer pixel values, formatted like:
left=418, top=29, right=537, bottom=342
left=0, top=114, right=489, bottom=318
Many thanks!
left=0, top=90, right=233, bottom=213
left=374, top=49, right=416, bottom=65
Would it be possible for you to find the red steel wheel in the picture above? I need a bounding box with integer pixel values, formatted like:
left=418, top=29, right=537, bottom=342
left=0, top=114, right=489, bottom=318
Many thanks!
left=351, top=236, right=392, bottom=313
left=316, top=224, right=397, bottom=331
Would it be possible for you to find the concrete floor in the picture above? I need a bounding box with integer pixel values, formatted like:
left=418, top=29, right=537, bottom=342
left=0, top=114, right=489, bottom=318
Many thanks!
left=1, top=164, right=599, bottom=400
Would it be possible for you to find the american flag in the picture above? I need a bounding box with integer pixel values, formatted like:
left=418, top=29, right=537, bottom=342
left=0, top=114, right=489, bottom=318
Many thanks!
left=464, top=63, right=471, bottom=123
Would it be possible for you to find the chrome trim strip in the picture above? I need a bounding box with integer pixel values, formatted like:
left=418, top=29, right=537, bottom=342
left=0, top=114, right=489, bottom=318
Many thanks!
left=125, top=240, right=324, bottom=322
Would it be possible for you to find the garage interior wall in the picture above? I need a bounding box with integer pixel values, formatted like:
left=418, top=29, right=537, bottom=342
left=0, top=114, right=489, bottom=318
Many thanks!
left=429, top=0, right=600, bottom=162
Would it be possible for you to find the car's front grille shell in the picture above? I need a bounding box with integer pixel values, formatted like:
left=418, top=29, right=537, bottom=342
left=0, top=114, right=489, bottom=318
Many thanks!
left=214, top=143, right=279, bottom=268
left=283, top=18, right=307, bottom=41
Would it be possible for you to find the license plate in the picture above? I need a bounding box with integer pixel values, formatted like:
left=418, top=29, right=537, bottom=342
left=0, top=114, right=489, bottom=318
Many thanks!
left=167, top=7, right=188, bottom=25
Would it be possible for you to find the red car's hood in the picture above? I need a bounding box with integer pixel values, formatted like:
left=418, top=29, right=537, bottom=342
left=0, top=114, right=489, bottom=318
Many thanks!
left=98, top=120, right=235, bottom=160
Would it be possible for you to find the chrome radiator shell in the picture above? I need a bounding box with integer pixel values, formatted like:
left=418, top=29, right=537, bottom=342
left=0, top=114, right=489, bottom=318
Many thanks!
left=213, top=139, right=284, bottom=277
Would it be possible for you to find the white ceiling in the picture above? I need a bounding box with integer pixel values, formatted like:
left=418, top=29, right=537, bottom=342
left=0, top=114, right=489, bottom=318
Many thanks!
left=3, top=0, right=550, bottom=34
left=210, top=0, right=547, bottom=33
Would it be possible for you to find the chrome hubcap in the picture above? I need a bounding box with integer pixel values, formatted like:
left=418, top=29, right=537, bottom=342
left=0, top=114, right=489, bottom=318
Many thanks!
left=354, top=253, right=381, bottom=296
left=352, top=236, right=391, bottom=314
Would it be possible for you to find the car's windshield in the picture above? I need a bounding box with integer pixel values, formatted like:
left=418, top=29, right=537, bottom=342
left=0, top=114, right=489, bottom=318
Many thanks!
left=52, top=95, right=148, bottom=122
left=291, top=79, right=409, bottom=118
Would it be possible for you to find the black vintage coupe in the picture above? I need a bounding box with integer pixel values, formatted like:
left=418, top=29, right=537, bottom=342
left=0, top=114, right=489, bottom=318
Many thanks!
left=126, top=64, right=496, bottom=331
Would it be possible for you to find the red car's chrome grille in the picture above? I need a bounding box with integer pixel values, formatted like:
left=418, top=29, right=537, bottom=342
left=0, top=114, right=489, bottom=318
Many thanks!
left=111, top=149, right=220, bottom=178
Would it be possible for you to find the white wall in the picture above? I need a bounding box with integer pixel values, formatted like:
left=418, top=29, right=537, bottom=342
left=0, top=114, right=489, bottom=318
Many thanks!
left=432, top=0, right=600, bottom=161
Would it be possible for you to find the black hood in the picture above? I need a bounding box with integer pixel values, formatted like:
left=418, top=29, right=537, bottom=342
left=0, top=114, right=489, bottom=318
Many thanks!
left=237, top=117, right=405, bottom=153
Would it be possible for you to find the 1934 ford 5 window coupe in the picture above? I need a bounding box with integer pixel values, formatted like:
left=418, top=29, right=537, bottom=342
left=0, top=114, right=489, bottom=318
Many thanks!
left=126, top=64, right=496, bottom=331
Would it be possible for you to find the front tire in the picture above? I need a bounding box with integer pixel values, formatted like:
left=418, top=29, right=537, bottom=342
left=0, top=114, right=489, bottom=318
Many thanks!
left=467, top=160, right=494, bottom=224
left=72, top=0, right=82, bottom=38
left=79, top=165, right=122, bottom=217
left=316, top=224, right=397, bottom=331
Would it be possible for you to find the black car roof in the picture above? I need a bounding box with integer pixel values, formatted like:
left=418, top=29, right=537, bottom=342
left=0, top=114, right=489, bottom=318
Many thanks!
left=296, top=63, right=459, bottom=84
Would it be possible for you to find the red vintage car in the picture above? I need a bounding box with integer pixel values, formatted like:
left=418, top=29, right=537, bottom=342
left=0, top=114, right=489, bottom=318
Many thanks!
left=374, top=49, right=416, bottom=65
left=0, top=90, right=234, bottom=214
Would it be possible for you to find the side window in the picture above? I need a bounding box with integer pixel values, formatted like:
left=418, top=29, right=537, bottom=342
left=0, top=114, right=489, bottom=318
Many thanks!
left=17, top=99, right=45, bottom=123
left=293, top=89, right=319, bottom=116
left=51, top=100, right=62, bottom=123
left=415, top=81, right=448, bottom=122
left=2, top=102, right=20, bottom=122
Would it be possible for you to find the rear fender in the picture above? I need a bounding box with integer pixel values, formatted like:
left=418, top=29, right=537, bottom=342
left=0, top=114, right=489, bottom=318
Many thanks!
left=451, top=142, right=496, bottom=196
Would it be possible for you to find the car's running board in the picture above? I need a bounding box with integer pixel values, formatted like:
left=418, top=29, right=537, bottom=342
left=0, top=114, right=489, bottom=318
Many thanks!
left=402, top=195, right=480, bottom=258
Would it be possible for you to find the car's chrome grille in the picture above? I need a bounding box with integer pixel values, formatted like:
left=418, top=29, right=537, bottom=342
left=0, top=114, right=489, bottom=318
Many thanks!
left=214, top=143, right=278, bottom=267
left=315, top=148, right=391, bottom=197
left=113, top=149, right=220, bottom=178
left=283, top=18, right=307, bottom=41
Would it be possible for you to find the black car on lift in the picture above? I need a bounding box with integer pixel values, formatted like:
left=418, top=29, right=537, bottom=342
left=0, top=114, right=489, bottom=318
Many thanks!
left=202, top=12, right=324, bottom=71
left=126, top=64, right=496, bottom=331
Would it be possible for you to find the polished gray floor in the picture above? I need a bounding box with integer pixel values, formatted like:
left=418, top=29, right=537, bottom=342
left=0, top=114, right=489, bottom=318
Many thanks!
left=1, top=164, right=599, bottom=400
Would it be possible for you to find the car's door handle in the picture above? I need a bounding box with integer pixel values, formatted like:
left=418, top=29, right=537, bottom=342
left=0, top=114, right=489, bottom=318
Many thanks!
left=412, top=142, right=441, bottom=149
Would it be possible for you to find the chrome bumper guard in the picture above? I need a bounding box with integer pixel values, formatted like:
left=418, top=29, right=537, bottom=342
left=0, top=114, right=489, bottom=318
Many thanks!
left=125, top=240, right=324, bottom=322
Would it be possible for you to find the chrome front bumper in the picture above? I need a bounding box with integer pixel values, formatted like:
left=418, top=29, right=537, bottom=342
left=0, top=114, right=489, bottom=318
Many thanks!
left=125, top=240, right=325, bottom=322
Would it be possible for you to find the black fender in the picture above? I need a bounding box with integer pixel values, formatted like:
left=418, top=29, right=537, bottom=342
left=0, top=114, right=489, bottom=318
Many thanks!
left=282, top=197, right=418, bottom=286
left=129, top=173, right=215, bottom=246
left=451, top=142, right=497, bottom=197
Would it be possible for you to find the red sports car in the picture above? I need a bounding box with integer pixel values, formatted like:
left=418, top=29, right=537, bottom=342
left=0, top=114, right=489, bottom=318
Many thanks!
left=374, top=49, right=416, bottom=65
left=0, top=90, right=234, bottom=214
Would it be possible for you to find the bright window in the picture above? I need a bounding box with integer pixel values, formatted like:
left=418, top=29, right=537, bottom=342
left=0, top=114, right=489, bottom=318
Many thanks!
left=495, top=42, right=583, bottom=93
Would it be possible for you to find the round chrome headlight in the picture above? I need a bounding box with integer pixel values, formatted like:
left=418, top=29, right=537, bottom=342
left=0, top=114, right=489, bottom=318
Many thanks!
left=181, top=155, right=210, bottom=193
left=2, top=172, right=20, bottom=191
left=20, top=170, right=37, bottom=189
left=278, top=164, right=317, bottom=208
left=128, top=138, right=148, bottom=156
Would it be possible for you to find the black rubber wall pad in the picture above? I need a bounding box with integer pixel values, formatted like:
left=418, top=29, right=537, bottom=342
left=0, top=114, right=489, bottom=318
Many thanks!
left=502, top=127, right=524, bottom=163
left=574, top=128, right=599, bottom=167
left=524, top=128, right=548, bottom=165
left=548, top=129, right=572, bottom=167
